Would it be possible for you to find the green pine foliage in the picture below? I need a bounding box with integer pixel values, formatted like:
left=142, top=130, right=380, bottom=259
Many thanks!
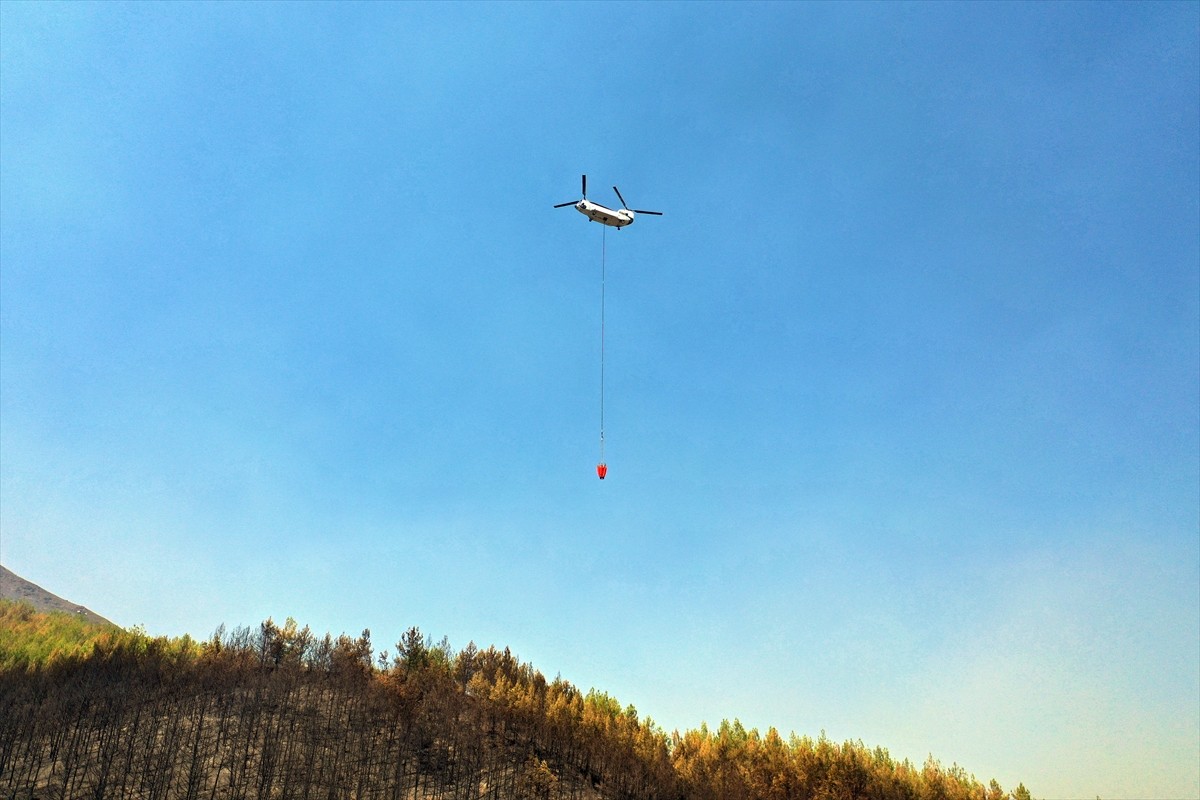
left=0, top=599, right=126, bottom=669
left=0, top=606, right=1034, bottom=800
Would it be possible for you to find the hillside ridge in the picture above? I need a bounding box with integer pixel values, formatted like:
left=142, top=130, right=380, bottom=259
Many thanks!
left=0, top=604, right=1034, bottom=800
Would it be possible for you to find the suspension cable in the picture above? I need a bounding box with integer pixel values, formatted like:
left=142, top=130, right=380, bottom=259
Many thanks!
left=599, top=224, right=606, bottom=465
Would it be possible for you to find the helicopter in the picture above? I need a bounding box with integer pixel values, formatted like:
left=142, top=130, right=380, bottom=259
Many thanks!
left=554, top=174, right=662, bottom=228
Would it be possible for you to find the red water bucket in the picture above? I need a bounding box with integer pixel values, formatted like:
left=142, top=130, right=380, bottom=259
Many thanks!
left=597, top=463, right=607, bottom=480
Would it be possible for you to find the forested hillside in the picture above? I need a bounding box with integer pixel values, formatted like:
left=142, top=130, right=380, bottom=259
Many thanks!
left=0, top=598, right=123, bottom=669
left=0, top=601, right=1033, bottom=800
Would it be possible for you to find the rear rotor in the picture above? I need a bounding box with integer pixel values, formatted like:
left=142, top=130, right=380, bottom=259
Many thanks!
left=613, top=184, right=661, bottom=216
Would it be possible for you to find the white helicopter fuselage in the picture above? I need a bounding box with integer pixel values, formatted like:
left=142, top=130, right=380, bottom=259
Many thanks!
left=575, top=199, right=635, bottom=228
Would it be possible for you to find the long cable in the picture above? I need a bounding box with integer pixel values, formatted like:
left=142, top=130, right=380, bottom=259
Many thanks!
left=599, top=224, right=606, bottom=464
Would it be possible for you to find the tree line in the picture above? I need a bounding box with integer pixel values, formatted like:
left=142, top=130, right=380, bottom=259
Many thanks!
left=0, top=601, right=1033, bottom=800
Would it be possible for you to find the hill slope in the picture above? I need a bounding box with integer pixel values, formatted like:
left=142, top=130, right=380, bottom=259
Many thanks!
left=0, top=564, right=115, bottom=627
left=0, top=608, right=1033, bottom=800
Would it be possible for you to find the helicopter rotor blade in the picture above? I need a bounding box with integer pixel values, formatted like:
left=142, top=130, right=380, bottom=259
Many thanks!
left=633, top=209, right=663, bottom=215
left=612, top=186, right=629, bottom=210
left=581, top=174, right=587, bottom=199
left=553, top=201, right=577, bottom=208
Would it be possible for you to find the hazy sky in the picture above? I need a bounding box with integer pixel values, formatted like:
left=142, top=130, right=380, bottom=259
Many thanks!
left=2, top=3, right=1197, bottom=797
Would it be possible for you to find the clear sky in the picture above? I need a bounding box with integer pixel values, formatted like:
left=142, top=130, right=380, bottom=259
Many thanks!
left=2, top=3, right=1197, bottom=797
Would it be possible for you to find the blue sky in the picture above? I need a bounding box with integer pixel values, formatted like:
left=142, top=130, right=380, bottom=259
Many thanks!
left=2, top=2, right=1197, bottom=797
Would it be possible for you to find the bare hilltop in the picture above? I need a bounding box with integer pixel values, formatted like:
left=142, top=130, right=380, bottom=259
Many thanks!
left=0, top=564, right=115, bottom=627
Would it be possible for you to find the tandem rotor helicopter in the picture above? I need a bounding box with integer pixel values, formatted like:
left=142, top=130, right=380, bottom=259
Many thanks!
left=554, top=174, right=662, bottom=481
left=553, top=174, right=662, bottom=228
